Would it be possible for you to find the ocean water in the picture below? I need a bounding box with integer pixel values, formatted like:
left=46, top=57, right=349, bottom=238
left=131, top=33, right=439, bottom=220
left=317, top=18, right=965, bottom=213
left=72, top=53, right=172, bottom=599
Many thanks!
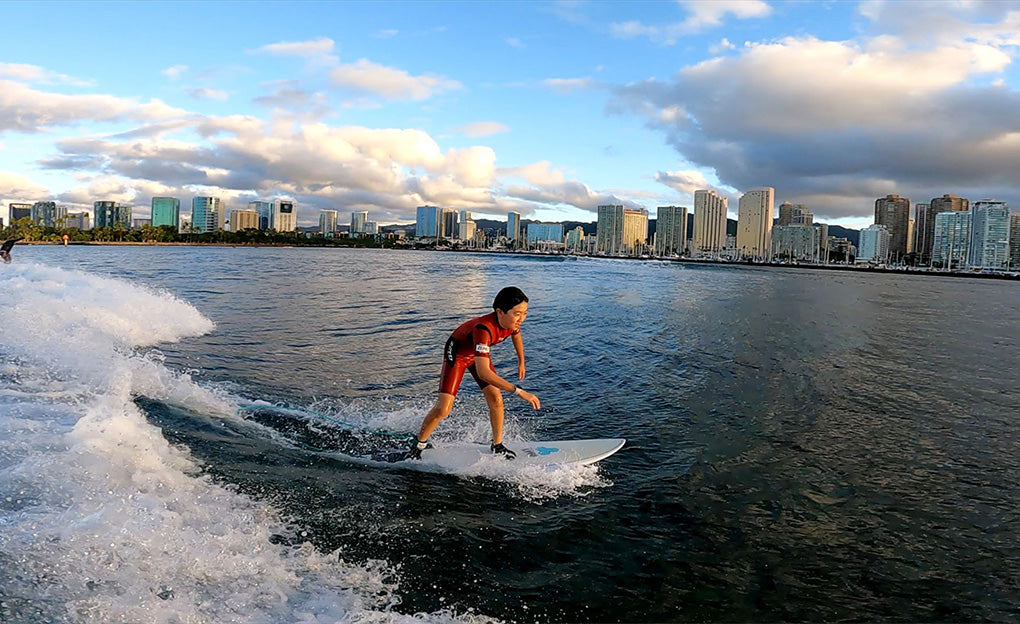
left=2, top=245, right=1019, bottom=623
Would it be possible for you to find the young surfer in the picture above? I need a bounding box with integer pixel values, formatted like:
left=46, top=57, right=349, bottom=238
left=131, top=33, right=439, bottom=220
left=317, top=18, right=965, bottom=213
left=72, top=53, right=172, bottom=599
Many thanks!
left=410, top=286, right=541, bottom=460
left=1, top=238, right=22, bottom=264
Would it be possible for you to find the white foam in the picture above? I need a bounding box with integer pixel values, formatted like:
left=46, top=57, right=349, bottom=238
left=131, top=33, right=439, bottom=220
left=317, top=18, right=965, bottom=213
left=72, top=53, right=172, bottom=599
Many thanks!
left=0, top=262, right=486, bottom=623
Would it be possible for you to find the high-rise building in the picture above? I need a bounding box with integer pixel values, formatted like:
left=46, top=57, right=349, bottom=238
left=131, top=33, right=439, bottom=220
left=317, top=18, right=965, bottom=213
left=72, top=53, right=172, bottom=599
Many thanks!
left=319, top=210, right=338, bottom=235
left=969, top=200, right=1010, bottom=269
left=565, top=226, right=585, bottom=251
left=932, top=210, right=970, bottom=268
left=31, top=201, right=68, bottom=227
left=693, top=190, right=728, bottom=255
left=527, top=222, right=564, bottom=243
left=351, top=211, right=368, bottom=234
left=1009, top=213, right=1020, bottom=269
left=442, top=210, right=459, bottom=240
left=273, top=200, right=296, bottom=232
left=249, top=201, right=273, bottom=230
left=151, top=197, right=180, bottom=229
left=857, top=224, right=891, bottom=264
left=792, top=205, right=813, bottom=225
left=458, top=210, right=476, bottom=241
left=66, top=212, right=90, bottom=230
left=874, top=194, right=911, bottom=263
left=919, top=194, right=969, bottom=264
left=415, top=205, right=443, bottom=238
left=191, top=197, right=220, bottom=233
left=771, top=225, right=820, bottom=261
left=736, top=187, right=775, bottom=260
left=93, top=201, right=130, bottom=229
left=912, top=203, right=930, bottom=259
left=622, top=208, right=649, bottom=254
left=9, top=203, right=32, bottom=223
left=507, top=211, right=522, bottom=242
left=777, top=202, right=795, bottom=227
left=596, top=204, right=624, bottom=254
left=231, top=210, right=259, bottom=231
left=655, top=205, right=688, bottom=256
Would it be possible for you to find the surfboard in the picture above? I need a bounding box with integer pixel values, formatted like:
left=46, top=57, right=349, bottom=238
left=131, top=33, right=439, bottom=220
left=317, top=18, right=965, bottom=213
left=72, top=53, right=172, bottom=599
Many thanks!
left=371, top=438, right=626, bottom=469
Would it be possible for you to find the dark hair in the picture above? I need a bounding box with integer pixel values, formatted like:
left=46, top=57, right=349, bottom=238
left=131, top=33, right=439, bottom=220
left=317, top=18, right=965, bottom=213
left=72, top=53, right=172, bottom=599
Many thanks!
left=492, top=286, right=528, bottom=312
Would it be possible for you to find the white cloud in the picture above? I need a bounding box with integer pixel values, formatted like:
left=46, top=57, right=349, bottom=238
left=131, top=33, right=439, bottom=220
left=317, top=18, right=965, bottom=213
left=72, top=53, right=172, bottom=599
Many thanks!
left=611, top=0, right=772, bottom=44
left=0, top=171, right=51, bottom=204
left=0, top=80, right=188, bottom=133
left=256, top=37, right=336, bottom=57
left=0, top=63, right=93, bottom=87
left=453, top=121, right=510, bottom=137
left=612, top=32, right=1020, bottom=221
left=329, top=59, right=462, bottom=101
left=655, top=170, right=711, bottom=196
left=543, top=77, right=599, bottom=93
left=186, top=88, right=230, bottom=101
left=709, top=38, right=736, bottom=54
left=162, top=65, right=188, bottom=80
left=376, top=29, right=399, bottom=39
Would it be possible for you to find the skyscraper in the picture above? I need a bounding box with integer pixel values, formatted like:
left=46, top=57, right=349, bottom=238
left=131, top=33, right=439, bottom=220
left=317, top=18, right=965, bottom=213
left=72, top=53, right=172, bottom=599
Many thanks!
left=969, top=200, right=1010, bottom=269
left=320, top=210, right=339, bottom=235
left=912, top=203, right=930, bottom=260
left=9, top=203, right=31, bottom=223
left=655, top=205, right=688, bottom=256
left=736, top=187, right=775, bottom=261
left=1010, top=213, right=1020, bottom=269
left=191, top=197, right=220, bottom=233
left=920, top=194, right=969, bottom=264
left=32, top=201, right=68, bottom=227
left=693, top=190, right=728, bottom=255
left=231, top=210, right=260, bottom=231
left=932, top=210, right=970, bottom=268
left=249, top=201, right=273, bottom=230
left=93, top=201, right=129, bottom=229
left=622, top=208, right=648, bottom=254
left=778, top=202, right=795, bottom=227
left=350, top=211, right=368, bottom=234
left=596, top=204, right=624, bottom=254
left=273, top=200, right=296, bottom=232
left=857, top=224, right=891, bottom=264
left=874, top=194, right=911, bottom=263
left=415, top=205, right=443, bottom=238
left=151, top=197, right=180, bottom=229
left=527, top=222, right=564, bottom=243
left=507, top=211, right=521, bottom=242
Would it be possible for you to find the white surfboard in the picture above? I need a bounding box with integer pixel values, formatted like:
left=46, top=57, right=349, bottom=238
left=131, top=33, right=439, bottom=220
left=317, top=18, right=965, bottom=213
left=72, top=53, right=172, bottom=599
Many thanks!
left=372, top=438, right=625, bottom=469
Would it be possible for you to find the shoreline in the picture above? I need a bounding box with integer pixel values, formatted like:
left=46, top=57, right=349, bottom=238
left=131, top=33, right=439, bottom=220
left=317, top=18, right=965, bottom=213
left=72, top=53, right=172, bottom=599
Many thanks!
left=19, top=240, right=1020, bottom=281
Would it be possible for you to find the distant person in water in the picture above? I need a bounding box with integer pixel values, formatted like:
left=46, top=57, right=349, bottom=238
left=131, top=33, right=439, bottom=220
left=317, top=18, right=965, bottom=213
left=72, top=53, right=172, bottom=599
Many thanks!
left=0, top=238, right=22, bottom=264
left=410, top=286, right=541, bottom=460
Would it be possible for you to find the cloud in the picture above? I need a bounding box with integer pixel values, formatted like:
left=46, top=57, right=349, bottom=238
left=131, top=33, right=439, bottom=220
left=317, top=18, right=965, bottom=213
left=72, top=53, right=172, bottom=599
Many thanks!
left=0, top=171, right=51, bottom=205
left=256, top=37, right=336, bottom=57
left=611, top=0, right=772, bottom=44
left=186, top=87, right=229, bottom=101
left=0, top=63, right=93, bottom=87
left=329, top=59, right=462, bottom=101
left=655, top=170, right=712, bottom=196
left=0, top=80, right=188, bottom=133
left=499, top=161, right=627, bottom=212
left=376, top=29, right=399, bottom=38
left=709, top=38, right=736, bottom=54
left=162, top=65, right=188, bottom=80
left=611, top=33, right=1020, bottom=221
left=452, top=121, right=510, bottom=137
left=543, top=77, right=599, bottom=93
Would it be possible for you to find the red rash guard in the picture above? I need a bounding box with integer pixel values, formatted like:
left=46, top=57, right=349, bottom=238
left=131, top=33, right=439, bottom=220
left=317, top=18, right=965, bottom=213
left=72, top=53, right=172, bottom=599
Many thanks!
left=437, top=311, right=519, bottom=396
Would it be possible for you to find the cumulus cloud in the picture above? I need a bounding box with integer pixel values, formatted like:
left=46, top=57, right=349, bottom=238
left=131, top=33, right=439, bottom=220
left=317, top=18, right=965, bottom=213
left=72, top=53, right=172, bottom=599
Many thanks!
left=256, top=37, right=336, bottom=58
left=0, top=80, right=187, bottom=133
left=453, top=121, right=510, bottom=137
left=655, top=170, right=712, bottom=196
left=611, top=33, right=1020, bottom=221
left=612, top=0, right=772, bottom=44
left=499, top=161, right=627, bottom=212
left=0, top=171, right=51, bottom=206
left=329, top=59, right=462, bottom=101
left=162, top=65, right=188, bottom=80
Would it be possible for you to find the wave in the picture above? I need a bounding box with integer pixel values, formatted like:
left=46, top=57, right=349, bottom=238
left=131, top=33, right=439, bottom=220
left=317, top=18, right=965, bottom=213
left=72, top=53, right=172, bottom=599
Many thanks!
left=0, top=262, right=484, bottom=623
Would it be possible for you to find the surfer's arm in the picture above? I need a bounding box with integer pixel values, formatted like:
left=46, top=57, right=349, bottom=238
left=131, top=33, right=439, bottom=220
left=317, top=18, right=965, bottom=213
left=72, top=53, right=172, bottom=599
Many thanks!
left=512, top=332, right=525, bottom=380
left=474, top=359, right=541, bottom=410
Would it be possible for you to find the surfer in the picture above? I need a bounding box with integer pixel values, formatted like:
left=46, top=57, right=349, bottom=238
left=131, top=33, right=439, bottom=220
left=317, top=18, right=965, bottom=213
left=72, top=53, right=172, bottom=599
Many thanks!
left=1, top=238, right=22, bottom=264
left=410, top=286, right=541, bottom=460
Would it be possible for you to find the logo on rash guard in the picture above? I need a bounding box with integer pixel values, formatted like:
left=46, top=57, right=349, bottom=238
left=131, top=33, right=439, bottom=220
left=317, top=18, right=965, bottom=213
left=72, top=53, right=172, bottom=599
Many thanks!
left=475, top=344, right=490, bottom=354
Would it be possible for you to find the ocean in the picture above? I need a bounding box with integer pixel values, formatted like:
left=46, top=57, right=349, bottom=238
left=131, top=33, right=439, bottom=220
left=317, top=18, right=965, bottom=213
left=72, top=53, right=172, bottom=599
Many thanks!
left=2, top=245, right=1019, bottom=623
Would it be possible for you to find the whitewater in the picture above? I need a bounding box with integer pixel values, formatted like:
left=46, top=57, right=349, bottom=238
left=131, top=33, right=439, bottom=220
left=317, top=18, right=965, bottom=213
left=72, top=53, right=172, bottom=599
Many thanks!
left=0, top=261, right=487, bottom=623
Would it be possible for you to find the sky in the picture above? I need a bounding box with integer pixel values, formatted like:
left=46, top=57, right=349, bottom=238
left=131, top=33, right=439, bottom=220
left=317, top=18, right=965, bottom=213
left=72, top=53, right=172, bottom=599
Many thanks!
left=2, top=0, right=1020, bottom=230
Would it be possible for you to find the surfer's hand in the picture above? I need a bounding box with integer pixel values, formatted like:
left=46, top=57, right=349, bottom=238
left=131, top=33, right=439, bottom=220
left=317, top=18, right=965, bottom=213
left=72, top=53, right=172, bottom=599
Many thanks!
left=519, top=390, right=540, bottom=410
left=517, top=362, right=526, bottom=380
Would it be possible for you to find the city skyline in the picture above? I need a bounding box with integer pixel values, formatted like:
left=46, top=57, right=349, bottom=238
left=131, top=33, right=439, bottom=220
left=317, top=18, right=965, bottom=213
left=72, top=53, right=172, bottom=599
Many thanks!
left=3, top=2, right=1020, bottom=231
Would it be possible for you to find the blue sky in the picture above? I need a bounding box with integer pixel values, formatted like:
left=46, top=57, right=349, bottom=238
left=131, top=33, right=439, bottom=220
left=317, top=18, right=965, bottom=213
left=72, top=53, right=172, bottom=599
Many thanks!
left=3, top=0, right=1020, bottom=230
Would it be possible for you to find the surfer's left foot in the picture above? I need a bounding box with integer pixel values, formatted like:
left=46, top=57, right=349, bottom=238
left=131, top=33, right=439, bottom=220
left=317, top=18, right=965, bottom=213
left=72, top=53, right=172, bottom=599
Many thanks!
left=490, top=443, right=516, bottom=460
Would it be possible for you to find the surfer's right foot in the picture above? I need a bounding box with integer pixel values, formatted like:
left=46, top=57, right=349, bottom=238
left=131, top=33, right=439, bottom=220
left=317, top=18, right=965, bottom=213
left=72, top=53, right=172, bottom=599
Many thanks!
left=490, top=442, right=517, bottom=460
left=408, top=438, right=430, bottom=460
